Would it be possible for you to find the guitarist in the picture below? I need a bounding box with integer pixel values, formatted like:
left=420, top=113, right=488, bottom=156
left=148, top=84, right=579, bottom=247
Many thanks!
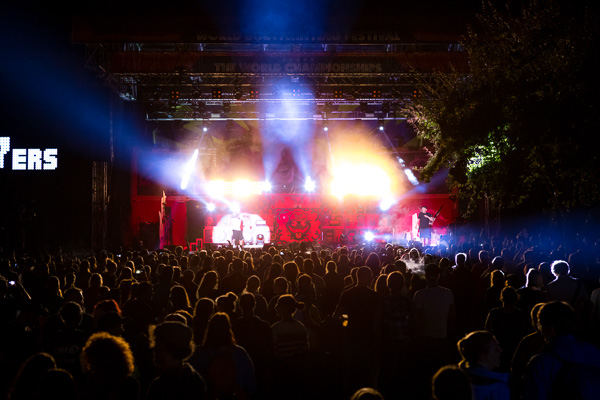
left=417, top=206, right=434, bottom=246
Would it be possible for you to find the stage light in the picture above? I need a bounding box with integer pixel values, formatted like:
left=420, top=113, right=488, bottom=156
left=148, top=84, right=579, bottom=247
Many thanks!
left=379, top=197, right=395, bottom=211
left=365, top=232, right=375, bottom=242
left=180, top=149, right=199, bottom=190
left=304, top=176, right=316, bottom=192
left=378, top=121, right=385, bottom=131
left=404, top=168, right=419, bottom=186
left=330, top=163, right=391, bottom=198
left=207, top=180, right=226, bottom=197
left=262, top=181, right=272, bottom=192
left=212, top=87, right=222, bottom=98
left=233, top=180, right=252, bottom=196
left=230, top=203, right=241, bottom=213
left=323, top=121, right=329, bottom=132
left=206, top=203, right=216, bottom=212
left=203, top=126, right=208, bottom=132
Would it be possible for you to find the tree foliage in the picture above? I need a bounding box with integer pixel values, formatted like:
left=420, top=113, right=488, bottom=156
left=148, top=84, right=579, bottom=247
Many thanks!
left=408, top=0, right=600, bottom=215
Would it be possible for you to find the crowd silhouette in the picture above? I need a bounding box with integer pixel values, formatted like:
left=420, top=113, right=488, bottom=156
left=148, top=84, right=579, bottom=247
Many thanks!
left=1, top=226, right=600, bottom=399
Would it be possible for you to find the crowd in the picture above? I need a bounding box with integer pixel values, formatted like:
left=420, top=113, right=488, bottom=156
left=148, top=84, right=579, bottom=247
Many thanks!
left=1, top=227, right=600, bottom=400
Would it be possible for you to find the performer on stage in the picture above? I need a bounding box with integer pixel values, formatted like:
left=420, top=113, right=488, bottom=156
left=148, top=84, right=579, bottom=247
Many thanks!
left=231, top=212, right=244, bottom=248
left=417, top=206, right=434, bottom=246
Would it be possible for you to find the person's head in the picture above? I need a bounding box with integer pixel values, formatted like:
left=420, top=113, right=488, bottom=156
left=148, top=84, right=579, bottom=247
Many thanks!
left=40, top=368, right=77, bottom=400
left=284, top=262, right=300, bottom=281
left=245, top=275, right=261, bottom=293
left=60, top=301, right=83, bottom=328
left=530, top=302, right=544, bottom=330
left=491, top=256, right=504, bottom=270
left=432, top=365, right=473, bottom=400
left=89, top=273, right=103, bottom=288
left=231, top=258, right=244, bottom=274
left=273, top=276, right=290, bottom=295
left=478, top=250, right=490, bottom=264
left=420, top=206, right=427, bottom=213
left=9, top=353, right=56, bottom=400
left=170, top=285, right=191, bottom=309
left=457, top=330, right=502, bottom=370
left=303, top=259, right=314, bottom=275
left=537, top=301, right=575, bottom=340
left=350, top=388, right=384, bottom=400
left=551, top=260, right=570, bottom=277
left=424, top=263, right=440, bottom=285
left=216, top=292, right=237, bottom=316
left=525, top=269, right=543, bottom=288
left=275, top=294, right=304, bottom=319
left=455, top=252, right=467, bottom=267
left=500, top=286, right=519, bottom=307
left=374, top=274, right=388, bottom=295
left=203, top=312, right=236, bottom=347
left=150, top=321, right=194, bottom=367
left=490, top=269, right=505, bottom=287
left=325, top=260, right=337, bottom=273
left=356, top=266, right=373, bottom=287
left=239, top=292, right=256, bottom=314
left=386, top=271, right=405, bottom=294
left=81, top=332, right=135, bottom=383
left=394, top=259, right=407, bottom=274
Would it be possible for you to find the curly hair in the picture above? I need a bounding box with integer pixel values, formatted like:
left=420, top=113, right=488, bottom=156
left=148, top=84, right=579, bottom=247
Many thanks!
left=81, top=332, right=135, bottom=381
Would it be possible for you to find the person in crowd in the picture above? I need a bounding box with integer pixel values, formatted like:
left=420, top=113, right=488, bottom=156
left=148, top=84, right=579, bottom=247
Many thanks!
left=516, top=269, right=548, bottom=316
left=457, top=330, right=510, bottom=400
left=271, top=294, right=309, bottom=400
left=241, top=275, right=268, bottom=320
left=80, top=331, right=139, bottom=400
left=147, top=321, right=206, bottom=400
left=196, top=270, right=220, bottom=301
left=484, top=286, right=530, bottom=372
left=220, top=258, right=248, bottom=295
left=192, top=297, right=215, bottom=345
left=350, top=387, right=385, bottom=400
left=379, top=271, right=415, bottom=399
left=431, top=365, right=473, bottom=400
left=335, top=266, right=382, bottom=395
left=322, top=260, right=345, bottom=317
left=190, top=312, right=255, bottom=399
left=523, top=301, right=600, bottom=400
left=232, top=293, right=273, bottom=396
left=546, top=260, right=590, bottom=314
left=7, top=352, right=56, bottom=400
left=511, top=302, right=546, bottom=398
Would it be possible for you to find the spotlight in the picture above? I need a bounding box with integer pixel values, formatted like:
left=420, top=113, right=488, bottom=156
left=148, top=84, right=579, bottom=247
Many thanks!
left=365, top=232, right=375, bottom=242
left=230, top=203, right=241, bottom=214
left=323, top=121, right=329, bottom=132
left=304, top=177, right=316, bottom=192
left=378, top=121, right=385, bottom=131
left=379, top=197, right=395, bottom=211
left=206, top=203, right=216, bottom=212
left=202, top=120, right=209, bottom=132
left=262, top=181, right=272, bottom=192
left=180, top=149, right=199, bottom=190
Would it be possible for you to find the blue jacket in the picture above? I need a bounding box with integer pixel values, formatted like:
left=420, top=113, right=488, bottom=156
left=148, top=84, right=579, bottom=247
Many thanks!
left=462, top=365, right=511, bottom=400
left=523, top=334, right=600, bottom=400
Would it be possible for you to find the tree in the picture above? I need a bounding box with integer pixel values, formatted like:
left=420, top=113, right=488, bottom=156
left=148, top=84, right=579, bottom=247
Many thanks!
left=408, top=0, right=600, bottom=217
